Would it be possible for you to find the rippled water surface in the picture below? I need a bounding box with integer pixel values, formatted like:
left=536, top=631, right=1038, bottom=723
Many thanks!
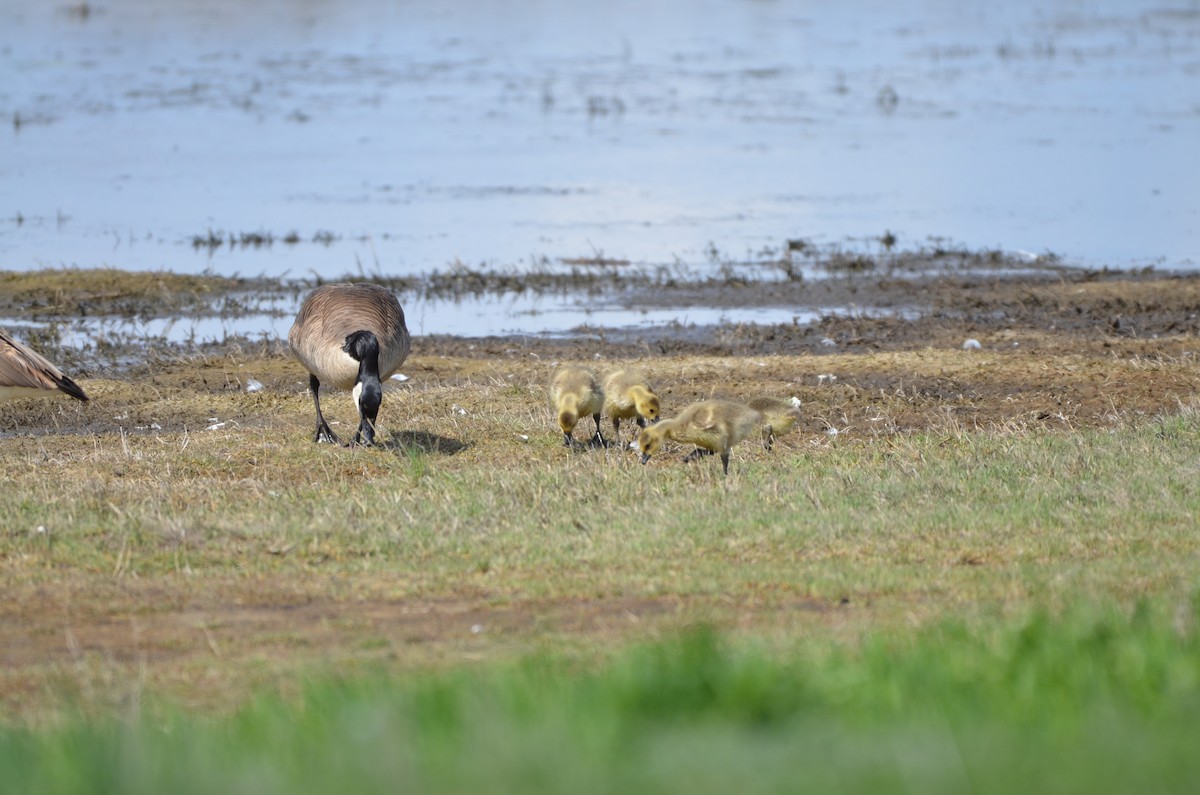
left=2, top=0, right=1199, bottom=335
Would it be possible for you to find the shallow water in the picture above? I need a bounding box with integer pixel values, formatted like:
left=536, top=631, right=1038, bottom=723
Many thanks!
left=2, top=0, right=1199, bottom=336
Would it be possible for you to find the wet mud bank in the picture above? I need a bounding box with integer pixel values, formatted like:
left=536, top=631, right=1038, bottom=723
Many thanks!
left=2, top=253, right=1196, bottom=373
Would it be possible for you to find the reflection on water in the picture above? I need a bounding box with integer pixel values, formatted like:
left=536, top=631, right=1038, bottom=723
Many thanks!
left=2, top=0, right=1198, bottom=332
left=11, top=291, right=868, bottom=348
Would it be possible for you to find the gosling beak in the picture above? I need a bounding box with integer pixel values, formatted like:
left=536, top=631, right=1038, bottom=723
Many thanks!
left=640, top=453, right=651, bottom=465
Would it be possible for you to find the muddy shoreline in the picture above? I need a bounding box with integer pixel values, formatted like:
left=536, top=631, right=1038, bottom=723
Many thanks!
left=4, top=256, right=1199, bottom=441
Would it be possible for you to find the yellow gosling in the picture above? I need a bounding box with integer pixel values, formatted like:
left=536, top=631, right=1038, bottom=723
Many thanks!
left=602, top=368, right=661, bottom=439
left=549, top=365, right=605, bottom=447
left=747, top=395, right=802, bottom=450
left=638, top=399, right=763, bottom=475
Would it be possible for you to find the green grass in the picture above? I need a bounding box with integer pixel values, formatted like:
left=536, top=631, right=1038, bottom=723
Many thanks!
left=3, top=363, right=1200, bottom=788
left=2, top=604, right=1200, bottom=794
left=5, top=404, right=1198, bottom=606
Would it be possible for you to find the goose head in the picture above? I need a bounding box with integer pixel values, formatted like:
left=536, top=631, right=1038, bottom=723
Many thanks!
left=343, top=330, right=384, bottom=446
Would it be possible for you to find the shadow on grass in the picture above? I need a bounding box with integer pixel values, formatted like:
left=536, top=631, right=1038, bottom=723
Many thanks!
left=382, top=430, right=469, bottom=456
left=562, top=430, right=615, bottom=453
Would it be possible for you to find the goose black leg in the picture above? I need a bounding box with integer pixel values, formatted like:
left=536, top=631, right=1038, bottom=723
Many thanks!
left=309, top=374, right=341, bottom=444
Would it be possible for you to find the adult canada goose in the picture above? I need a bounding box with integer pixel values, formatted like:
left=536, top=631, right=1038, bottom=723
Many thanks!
left=637, top=399, right=762, bottom=475
left=747, top=395, right=802, bottom=450
left=549, top=365, right=605, bottom=447
left=602, top=368, right=660, bottom=439
left=288, top=283, right=410, bottom=446
left=0, top=328, right=89, bottom=403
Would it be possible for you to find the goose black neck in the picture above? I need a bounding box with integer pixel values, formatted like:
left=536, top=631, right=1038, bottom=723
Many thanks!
left=344, top=330, right=384, bottom=445
left=343, top=330, right=382, bottom=380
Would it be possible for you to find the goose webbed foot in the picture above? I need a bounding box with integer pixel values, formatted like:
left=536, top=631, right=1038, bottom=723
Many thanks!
left=313, top=421, right=342, bottom=445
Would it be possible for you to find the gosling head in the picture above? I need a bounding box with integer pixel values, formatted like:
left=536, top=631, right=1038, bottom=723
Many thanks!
left=558, top=409, right=578, bottom=445
left=637, top=426, right=664, bottom=464
left=636, top=393, right=661, bottom=424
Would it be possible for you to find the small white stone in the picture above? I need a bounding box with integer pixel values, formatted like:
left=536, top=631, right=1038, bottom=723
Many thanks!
left=820, top=337, right=837, bottom=347
left=245, top=378, right=264, bottom=392
left=962, top=338, right=982, bottom=350
left=390, top=373, right=410, bottom=382
left=470, top=624, right=483, bottom=634
left=789, top=396, right=802, bottom=408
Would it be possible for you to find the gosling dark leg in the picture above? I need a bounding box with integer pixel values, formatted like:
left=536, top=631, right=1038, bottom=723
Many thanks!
left=721, top=451, right=730, bottom=475
left=590, top=413, right=605, bottom=447
left=682, top=448, right=713, bottom=463
left=563, top=431, right=573, bottom=447
left=763, top=427, right=775, bottom=451
left=309, top=374, right=341, bottom=444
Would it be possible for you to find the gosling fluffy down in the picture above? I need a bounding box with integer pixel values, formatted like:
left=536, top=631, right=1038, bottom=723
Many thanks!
left=746, top=395, right=802, bottom=450
left=549, top=365, right=605, bottom=447
left=602, top=368, right=660, bottom=438
left=637, top=399, right=763, bottom=475
left=289, top=283, right=411, bottom=446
